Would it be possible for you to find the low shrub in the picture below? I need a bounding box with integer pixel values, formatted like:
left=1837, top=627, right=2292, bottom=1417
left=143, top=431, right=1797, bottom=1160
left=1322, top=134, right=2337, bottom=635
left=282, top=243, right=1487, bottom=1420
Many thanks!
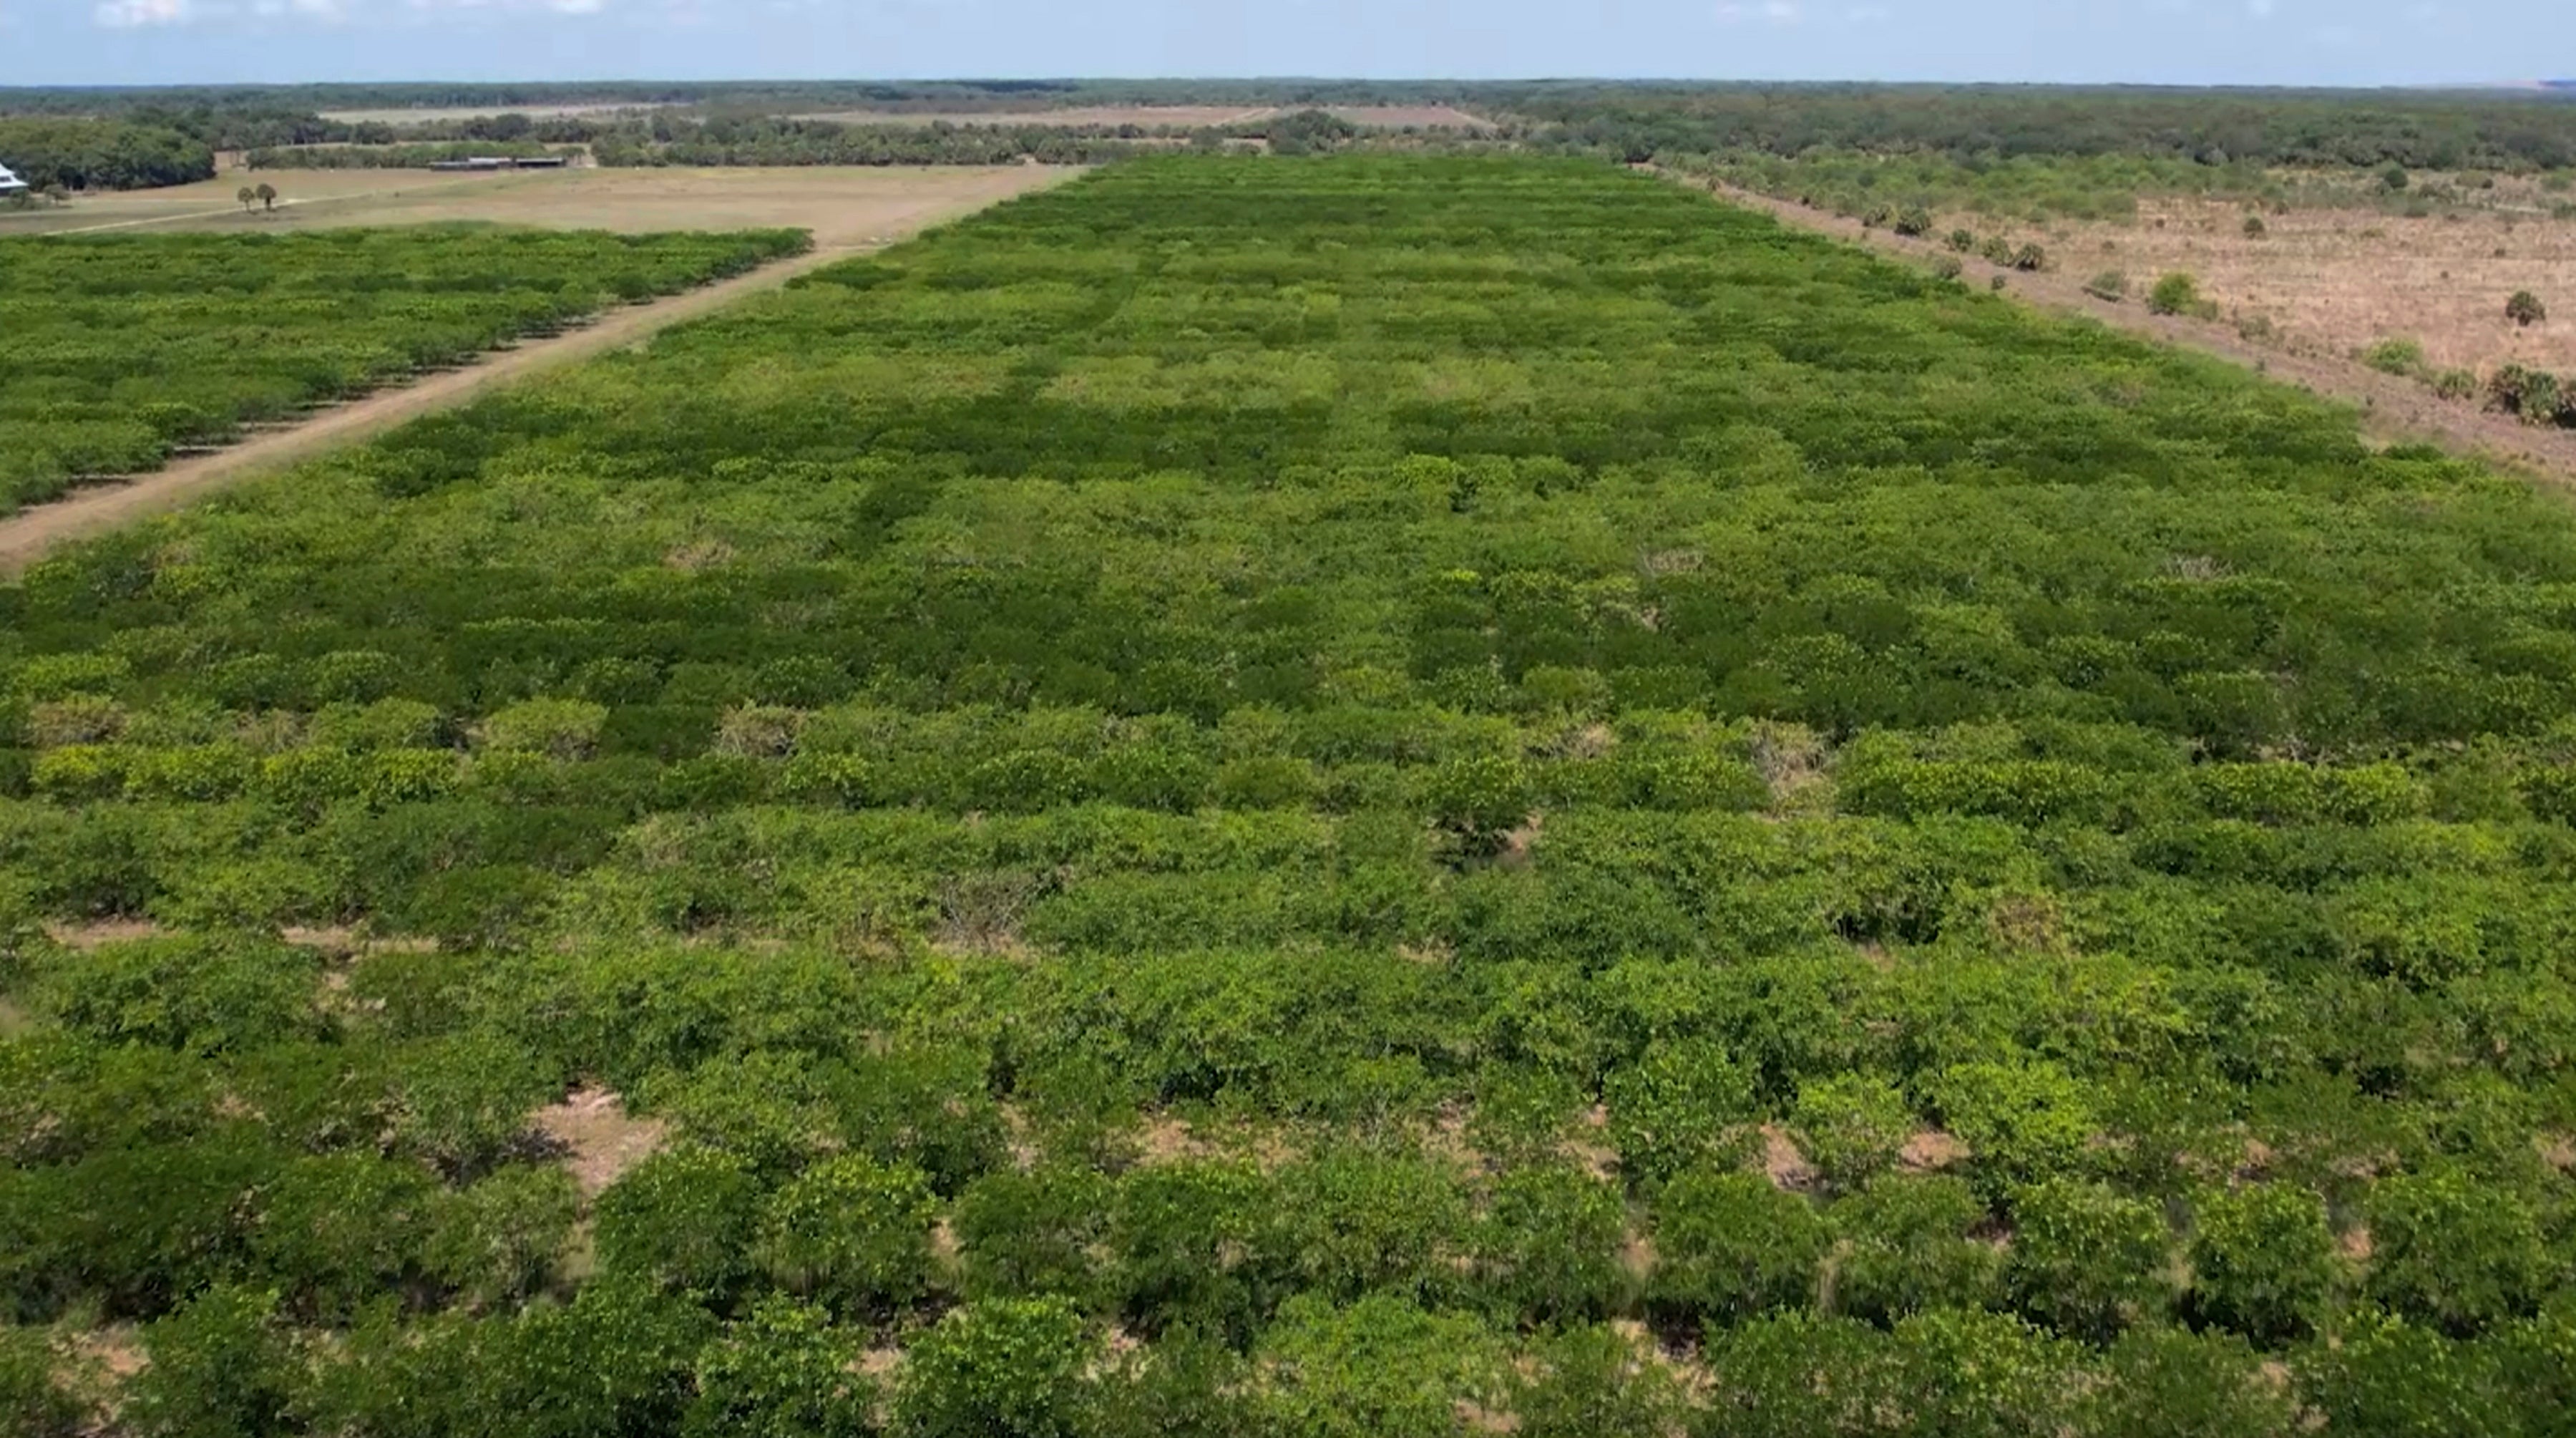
left=2147, top=271, right=2204, bottom=316
left=2362, top=337, right=2424, bottom=376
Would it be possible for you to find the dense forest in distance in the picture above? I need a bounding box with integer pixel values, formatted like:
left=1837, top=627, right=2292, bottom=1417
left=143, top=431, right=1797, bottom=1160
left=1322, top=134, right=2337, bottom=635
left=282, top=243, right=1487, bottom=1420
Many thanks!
left=7, top=81, right=2576, bottom=188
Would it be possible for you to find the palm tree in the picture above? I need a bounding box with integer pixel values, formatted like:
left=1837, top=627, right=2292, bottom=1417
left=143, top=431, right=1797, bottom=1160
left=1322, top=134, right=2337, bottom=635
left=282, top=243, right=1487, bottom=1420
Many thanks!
left=237, top=185, right=255, bottom=213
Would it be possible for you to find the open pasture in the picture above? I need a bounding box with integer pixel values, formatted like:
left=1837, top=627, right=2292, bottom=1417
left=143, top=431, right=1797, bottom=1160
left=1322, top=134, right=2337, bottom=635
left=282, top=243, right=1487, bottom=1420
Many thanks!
left=788, top=104, right=1276, bottom=127
left=5, top=153, right=2576, bottom=1433
left=785, top=103, right=1490, bottom=130
left=316, top=102, right=679, bottom=125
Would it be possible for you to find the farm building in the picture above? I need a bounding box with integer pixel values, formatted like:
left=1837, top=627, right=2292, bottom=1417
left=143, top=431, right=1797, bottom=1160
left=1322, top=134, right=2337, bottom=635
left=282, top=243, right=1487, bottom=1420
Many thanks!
left=426, top=155, right=572, bottom=172
left=0, top=163, right=27, bottom=195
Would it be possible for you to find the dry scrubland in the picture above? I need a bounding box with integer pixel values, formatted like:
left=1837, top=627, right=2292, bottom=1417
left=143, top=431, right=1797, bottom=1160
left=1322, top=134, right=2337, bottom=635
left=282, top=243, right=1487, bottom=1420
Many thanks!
left=2064, top=197, right=2576, bottom=377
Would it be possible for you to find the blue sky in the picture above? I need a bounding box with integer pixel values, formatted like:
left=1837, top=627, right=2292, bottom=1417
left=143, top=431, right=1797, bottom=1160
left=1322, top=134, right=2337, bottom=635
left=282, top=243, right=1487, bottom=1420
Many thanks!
left=5, top=0, right=2570, bottom=89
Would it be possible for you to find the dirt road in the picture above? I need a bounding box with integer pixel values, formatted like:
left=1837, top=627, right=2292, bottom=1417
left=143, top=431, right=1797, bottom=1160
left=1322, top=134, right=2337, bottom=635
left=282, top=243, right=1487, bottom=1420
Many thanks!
left=1694, top=178, right=2576, bottom=485
left=0, top=166, right=1068, bottom=575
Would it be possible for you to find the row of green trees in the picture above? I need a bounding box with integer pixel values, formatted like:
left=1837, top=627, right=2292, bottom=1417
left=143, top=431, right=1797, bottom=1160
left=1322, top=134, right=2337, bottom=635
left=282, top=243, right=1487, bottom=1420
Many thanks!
left=0, top=117, right=215, bottom=191
left=6, top=155, right=2576, bottom=1431
left=0, top=227, right=809, bottom=512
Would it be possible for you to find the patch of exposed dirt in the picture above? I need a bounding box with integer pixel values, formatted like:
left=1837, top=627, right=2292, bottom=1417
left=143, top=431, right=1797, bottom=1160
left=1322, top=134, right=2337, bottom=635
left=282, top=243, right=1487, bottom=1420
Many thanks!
left=43, top=919, right=163, bottom=950
left=1760, top=1124, right=1820, bottom=1192
left=1129, top=1112, right=1299, bottom=1171
left=2540, top=1132, right=2576, bottom=1173
left=2339, top=1225, right=2374, bottom=1262
left=1620, top=1229, right=1659, bottom=1281
left=281, top=924, right=440, bottom=958
left=1899, top=1129, right=1970, bottom=1172
left=532, top=1087, right=668, bottom=1197
left=1749, top=722, right=1830, bottom=815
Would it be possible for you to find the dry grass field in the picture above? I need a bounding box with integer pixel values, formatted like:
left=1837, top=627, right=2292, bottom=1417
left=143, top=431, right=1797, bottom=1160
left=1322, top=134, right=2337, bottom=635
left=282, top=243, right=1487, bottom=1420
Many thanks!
left=788, top=105, right=1275, bottom=128
left=316, top=102, right=676, bottom=125
left=0, top=165, right=1065, bottom=246
left=787, top=103, right=1489, bottom=130
left=1319, top=104, right=1492, bottom=129
left=1996, top=195, right=2576, bottom=377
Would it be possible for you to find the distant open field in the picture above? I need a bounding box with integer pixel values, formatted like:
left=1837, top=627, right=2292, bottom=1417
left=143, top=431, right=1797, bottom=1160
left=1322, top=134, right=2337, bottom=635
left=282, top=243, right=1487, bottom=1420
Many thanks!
left=1318, top=104, right=1491, bottom=129
left=786, top=103, right=1490, bottom=130
left=317, top=102, right=678, bottom=125
left=788, top=105, right=1274, bottom=128
left=0, top=165, right=1065, bottom=246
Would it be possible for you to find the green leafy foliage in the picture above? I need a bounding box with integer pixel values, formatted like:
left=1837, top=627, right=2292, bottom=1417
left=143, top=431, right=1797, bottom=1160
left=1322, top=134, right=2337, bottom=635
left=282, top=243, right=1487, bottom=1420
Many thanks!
left=0, top=227, right=809, bottom=512
left=686, top=1297, right=876, bottom=1438
left=6, top=151, right=2576, bottom=1432
left=2360, top=1167, right=2546, bottom=1335
left=2004, top=1179, right=2172, bottom=1343
left=2186, top=1181, right=2334, bottom=1346
left=754, top=1154, right=940, bottom=1317
left=897, top=1296, right=1097, bottom=1438
left=1650, top=1170, right=1828, bottom=1328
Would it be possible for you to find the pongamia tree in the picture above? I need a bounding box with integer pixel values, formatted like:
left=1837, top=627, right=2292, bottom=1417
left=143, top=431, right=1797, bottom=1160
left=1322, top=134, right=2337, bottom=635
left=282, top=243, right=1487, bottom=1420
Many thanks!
left=254, top=182, right=278, bottom=212
left=236, top=185, right=255, bottom=213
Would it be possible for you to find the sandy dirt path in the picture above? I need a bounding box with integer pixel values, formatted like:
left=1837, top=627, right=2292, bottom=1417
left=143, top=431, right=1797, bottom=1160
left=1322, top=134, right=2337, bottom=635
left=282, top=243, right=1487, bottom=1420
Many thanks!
left=1692, top=177, right=2576, bottom=486
left=0, top=167, right=1067, bottom=575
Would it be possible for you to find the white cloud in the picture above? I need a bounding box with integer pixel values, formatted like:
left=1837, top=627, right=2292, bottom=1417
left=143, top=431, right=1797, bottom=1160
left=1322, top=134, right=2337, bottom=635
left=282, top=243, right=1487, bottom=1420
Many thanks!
left=94, top=0, right=614, bottom=21
left=94, top=0, right=193, bottom=25
left=1716, top=0, right=1802, bottom=23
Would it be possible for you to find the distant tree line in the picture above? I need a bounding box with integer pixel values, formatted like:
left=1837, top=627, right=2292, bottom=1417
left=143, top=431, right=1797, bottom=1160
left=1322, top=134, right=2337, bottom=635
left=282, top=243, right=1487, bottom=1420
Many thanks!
left=0, top=117, right=214, bottom=190
left=1493, top=83, right=2576, bottom=169
left=244, top=140, right=568, bottom=170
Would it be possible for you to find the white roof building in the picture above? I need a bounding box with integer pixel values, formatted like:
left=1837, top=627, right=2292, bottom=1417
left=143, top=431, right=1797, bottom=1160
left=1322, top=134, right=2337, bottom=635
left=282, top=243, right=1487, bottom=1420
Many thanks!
left=0, top=163, right=27, bottom=194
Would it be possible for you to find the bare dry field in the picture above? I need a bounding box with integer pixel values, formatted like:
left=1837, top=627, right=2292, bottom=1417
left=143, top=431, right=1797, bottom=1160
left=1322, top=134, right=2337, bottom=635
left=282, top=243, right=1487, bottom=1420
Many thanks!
left=0, top=165, right=1064, bottom=246
left=1991, top=196, right=2576, bottom=378
left=317, top=102, right=677, bottom=125
left=787, top=104, right=1488, bottom=130
left=789, top=105, right=1274, bottom=128
left=1319, top=105, right=1492, bottom=129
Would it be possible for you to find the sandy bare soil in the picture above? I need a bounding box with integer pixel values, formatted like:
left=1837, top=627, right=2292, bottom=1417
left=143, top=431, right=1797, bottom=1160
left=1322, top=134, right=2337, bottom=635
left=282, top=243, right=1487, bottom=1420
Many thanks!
left=0, top=169, right=517, bottom=236
left=1699, top=179, right=2576, bottom=487
left=2029, top=197, right=2576, bottom=379
left=0, top=165, right=1071, bottom=573
left=0, top=164, right=1053, bottom=246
